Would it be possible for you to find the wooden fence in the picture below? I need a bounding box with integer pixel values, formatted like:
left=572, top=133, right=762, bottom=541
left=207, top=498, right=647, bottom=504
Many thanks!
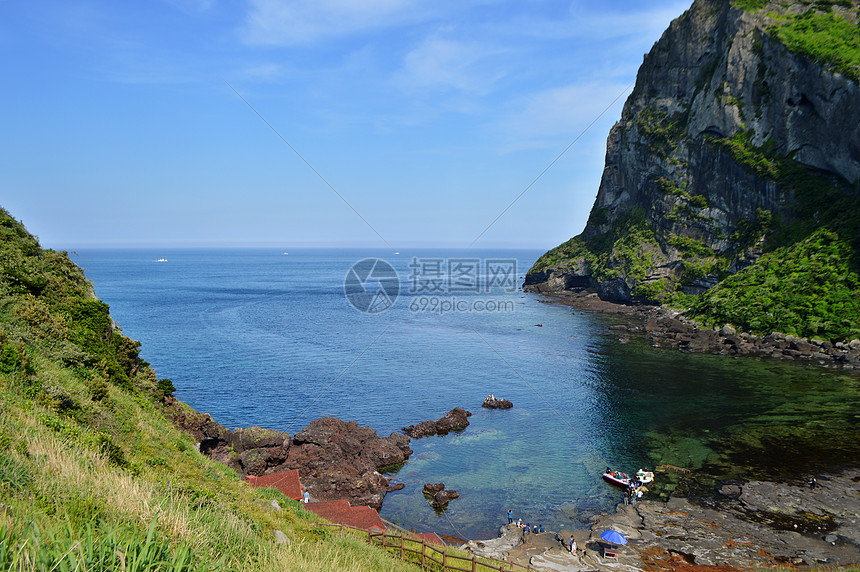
left=313, top=523, right=533, bottom=572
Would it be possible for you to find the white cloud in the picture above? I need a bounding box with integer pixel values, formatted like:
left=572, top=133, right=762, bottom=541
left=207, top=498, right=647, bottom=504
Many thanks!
left=395, top=35, right=507, bottom=95
left=498, top=81, right=632, bottom=151
left=242, top=0, right=428, bottom=45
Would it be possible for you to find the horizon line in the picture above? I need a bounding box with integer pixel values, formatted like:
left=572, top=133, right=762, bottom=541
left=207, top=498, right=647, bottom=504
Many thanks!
left=48, top=242, right=556, bottom=251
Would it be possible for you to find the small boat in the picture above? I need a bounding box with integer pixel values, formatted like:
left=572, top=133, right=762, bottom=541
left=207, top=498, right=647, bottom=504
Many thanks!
left=636, top=469, right=654, bottom=484
left=602, top=469, right=632, bottom=488
left=156, top=258, right=168, bottom=262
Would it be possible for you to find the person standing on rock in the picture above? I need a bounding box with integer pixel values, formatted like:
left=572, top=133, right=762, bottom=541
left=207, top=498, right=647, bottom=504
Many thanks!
left=303, top=491, right=309, bottom=504
left=508, top=509, right=513, bottom=524
left=569, top=536, right=576, bottom=555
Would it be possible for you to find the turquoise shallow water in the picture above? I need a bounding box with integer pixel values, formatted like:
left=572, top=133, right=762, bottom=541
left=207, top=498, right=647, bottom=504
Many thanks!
left=73, top=248, right=860, bottom=539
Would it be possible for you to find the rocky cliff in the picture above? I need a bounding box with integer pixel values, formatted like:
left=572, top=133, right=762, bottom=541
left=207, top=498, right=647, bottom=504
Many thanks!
left=526, top=0, right=860, bottom=341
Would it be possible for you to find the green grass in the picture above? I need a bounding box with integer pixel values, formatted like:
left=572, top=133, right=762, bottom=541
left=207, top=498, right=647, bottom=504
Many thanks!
left=0, top=518, right=209, bottom=572
left=771, top=10, right=860, bottom=83
left=655, top=177, right=710, bottom=210
left=529, top=236, right=590, bottom=274
left=668, top=234, right=715, bottom=258
left=731, top=0, right=770, bottom=11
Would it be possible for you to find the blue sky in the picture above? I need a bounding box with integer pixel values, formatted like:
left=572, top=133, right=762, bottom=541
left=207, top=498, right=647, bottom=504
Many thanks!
left=1, top=0, right=690, bottom=249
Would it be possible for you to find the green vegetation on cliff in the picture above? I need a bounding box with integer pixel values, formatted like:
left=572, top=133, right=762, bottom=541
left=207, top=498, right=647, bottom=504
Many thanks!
left=734, top=1, right=860, bottom=82
left=530, top=123, right=859, bottom=341
left=690, top=228, right=860, bottom=339
left=530, top=209, right=665, bottom=300
left=0, top=207, right=416, bottom=571
left=773, top=10, right=860, bottom=82
left=692, top=131, right=860, bottom=340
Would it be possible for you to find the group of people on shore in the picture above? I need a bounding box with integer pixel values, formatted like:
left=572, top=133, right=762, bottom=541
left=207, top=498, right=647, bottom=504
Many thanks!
left=624, top=479, right=644, bottom=505
left=507, top=510, right=543, bottom=535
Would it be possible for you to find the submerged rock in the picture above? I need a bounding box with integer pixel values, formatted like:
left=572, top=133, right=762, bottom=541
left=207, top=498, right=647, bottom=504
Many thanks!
left=423, top=483, right=459, bottom=509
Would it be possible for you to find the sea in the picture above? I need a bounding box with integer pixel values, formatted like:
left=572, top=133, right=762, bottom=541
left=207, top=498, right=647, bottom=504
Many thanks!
left=72, top=248, right=860, bottom=540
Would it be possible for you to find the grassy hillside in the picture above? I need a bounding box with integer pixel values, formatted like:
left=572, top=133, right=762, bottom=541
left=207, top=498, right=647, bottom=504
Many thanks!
left=0, top=206, right=418, bottom=570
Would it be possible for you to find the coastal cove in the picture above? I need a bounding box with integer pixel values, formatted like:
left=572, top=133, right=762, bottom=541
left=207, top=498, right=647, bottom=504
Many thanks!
left=74, top=248, right=860, bottom=540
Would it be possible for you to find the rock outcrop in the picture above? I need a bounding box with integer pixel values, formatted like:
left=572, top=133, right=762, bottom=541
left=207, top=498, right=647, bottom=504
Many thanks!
left=482, top=396, right=513, bottom=409
left=423, top=483, right=460, bottom=509
left=643, top=315, right=860, bottom=367
left=284, top=417, right=413, bottom=509
left=402, top=407, right=471, bottom=438
left=461, top=524, right=525, bottom=560
left=525, top=0, right=860, bottom=311
left=164, top=399, right=413, bottom=510
left=164, top=397, right=290, bottom=476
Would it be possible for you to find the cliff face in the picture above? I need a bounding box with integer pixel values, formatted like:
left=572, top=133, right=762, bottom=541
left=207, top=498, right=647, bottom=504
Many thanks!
left=527, top=0, right=860, bottom=339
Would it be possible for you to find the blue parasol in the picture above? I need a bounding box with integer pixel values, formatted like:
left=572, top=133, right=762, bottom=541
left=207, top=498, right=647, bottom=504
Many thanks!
left=600, top=529, right=627, bottom=545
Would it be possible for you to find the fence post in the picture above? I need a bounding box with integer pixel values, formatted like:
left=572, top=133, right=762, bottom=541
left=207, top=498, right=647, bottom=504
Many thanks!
left=400, top=533, right=404, bottom=559
left=421, top=539, right=426, bottom=568
left=442, top=549, right=448, bottom=572
left=368, top=529, right=372, bottom=545
left=472, top=555, right=477, bottom=572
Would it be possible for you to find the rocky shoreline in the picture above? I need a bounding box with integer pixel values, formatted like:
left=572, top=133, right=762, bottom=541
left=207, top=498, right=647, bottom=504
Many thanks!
left=526, top=288, right=860, bottom=371
left=466, top=469, right=860, bottom=571
left=164, top=400, right=479, bottom=510
left=164, top=397, right=412, bottom=509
